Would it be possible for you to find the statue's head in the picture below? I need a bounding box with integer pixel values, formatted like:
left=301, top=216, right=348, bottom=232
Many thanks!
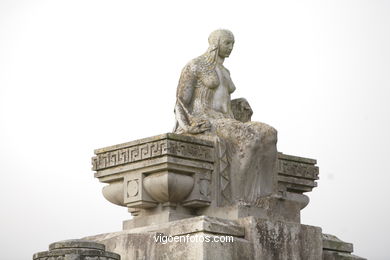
left=208, top=29, right=235, bottom=58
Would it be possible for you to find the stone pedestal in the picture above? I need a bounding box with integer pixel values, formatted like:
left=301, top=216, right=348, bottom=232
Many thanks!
left=92, top=133, right=214, bottom=227
left=84, top=215, right=367, bottom=260
left=83, top=133, right=367, bottom=260
left=92, top=133, right=320, bottom=228
left=84, top=216, right=324, bottom=260
left=33, top=239, right=120, bottom=260
left=238, top=217, right=323, bottom=259
left=85, top=216, right=251, bottom=260
left=322, top=234, right=367, bottom=260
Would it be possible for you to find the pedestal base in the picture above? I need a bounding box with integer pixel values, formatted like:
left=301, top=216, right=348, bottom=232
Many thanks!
left=83, top=216, right=336, bottom=260
left=123, top=210, right=194, bottom=230
left=85, top=216, right=251, bottom=260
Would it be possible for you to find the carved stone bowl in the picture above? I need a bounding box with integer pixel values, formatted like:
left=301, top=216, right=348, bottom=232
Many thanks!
left=143, top=171, right=194, bottom=203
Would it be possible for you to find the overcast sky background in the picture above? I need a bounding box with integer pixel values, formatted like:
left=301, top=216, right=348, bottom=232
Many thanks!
left=1, top=1, right=389, bottom=259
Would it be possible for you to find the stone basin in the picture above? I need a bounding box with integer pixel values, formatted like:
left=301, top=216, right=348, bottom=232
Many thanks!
left=143, top=171, right=194, bottom=203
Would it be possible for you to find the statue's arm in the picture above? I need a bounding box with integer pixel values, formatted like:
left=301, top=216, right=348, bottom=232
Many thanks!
left=177, top=64, right=196, bottom=108
left=175, top=63, right=196, bottom=132
left=175, top=62, right=210, bottom=134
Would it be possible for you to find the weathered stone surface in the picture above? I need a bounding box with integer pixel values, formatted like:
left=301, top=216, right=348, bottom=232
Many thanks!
left=238, top=217, right=323, bottom=260
left=30, top=28, right=368, bottom=260
left=123, top=215, right=245, bottom=237
left=33, top=239, right=120, bottom=260
left=323, top=252, right=367, bottom=260
left=92, top=133, right=214, bottom=227
left=49, top=240, right=105, bottom=251
left=82, top=29, right=366, bottom=260
left=92, top=131, right=320, bottom=227
left=323, top=233, right=353, bottom=253
left=85, top=216, right=251, bottom=260
left=85, top=216, right=344, bottom=260
left=87, top=232, right=252, bottom=260
left=277, top=152, right=319, bottom=194
left=322, top=234, right=367, bottom=260
left=173, top=29, right=278, bottom=205
left=231, top=98, right=253, bottom=123
left=92, top=133, right=214, bottom=172
left=90, top=30, right=322, bottom=229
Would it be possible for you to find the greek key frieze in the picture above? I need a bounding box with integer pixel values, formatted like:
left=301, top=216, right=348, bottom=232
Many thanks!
left=92, top=139, right=214, bottom=171
left=277, top=159, right=319, bottom=180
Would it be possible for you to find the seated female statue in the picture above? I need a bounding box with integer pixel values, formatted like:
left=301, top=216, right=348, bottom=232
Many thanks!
left=173, top=29, right=278, bottom=205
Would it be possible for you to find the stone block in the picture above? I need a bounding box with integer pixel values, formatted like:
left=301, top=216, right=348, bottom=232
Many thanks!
left=84, top=216, right=340, bottom=260
left=33, top=239, right=120, bottom=260
left=322, top=234, right=367, bottom=260
left=238, top=217, right=323, bottom=260
left=85, top=216, right=251, bottom=260
left=92, top=133, right=322, bottom=228
left=231, top=98, right=253, bottom=123
left=92, top=133, right=214, bottom=226
left=277, top=153, right=319, bottom=194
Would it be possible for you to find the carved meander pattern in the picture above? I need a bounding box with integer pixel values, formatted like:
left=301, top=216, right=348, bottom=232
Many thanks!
left=34, top=257, right=118, bottom=260
left=92, top=139, right=214, bottom=171
left=92, top=135, right=319, bottom=197
left=277, top=156, right=319, bottom=193
left=277, top=159, right=319, bottom=180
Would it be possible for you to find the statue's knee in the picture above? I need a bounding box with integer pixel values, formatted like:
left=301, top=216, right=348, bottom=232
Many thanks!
left=269, top=127, right=278, bottom=142
left=263, top=126, right=278, bottom=145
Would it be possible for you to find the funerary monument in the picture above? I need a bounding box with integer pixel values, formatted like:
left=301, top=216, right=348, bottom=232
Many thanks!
left=33, top=29, right=366, bottom=260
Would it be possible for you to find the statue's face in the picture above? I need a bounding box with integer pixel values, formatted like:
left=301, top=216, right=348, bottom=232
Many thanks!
left=218, top=34, right=235, bottom=58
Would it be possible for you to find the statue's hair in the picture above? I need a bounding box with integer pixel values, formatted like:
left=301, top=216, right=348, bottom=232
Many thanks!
left=198, top=29, right=234, bottom=72
left=208, top=29, right=234, bottom=46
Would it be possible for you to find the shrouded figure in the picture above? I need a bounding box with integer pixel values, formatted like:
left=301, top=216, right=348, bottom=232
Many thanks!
left=174, top=29, right=278, bottom=205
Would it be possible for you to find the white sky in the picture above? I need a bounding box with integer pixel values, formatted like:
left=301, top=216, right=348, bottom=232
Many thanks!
left=1, top=1, right=389, bottom=259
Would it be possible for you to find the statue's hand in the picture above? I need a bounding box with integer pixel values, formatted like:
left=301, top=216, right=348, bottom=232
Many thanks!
left=187, top=117, right=211, bottom=134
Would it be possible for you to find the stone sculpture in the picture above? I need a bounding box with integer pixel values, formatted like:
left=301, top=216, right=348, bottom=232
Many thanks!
left=34, top=29, right=366, bottom=260
left=89, top=29, right=326, bottom=228
left=174, top=29, right=278, bottom=205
